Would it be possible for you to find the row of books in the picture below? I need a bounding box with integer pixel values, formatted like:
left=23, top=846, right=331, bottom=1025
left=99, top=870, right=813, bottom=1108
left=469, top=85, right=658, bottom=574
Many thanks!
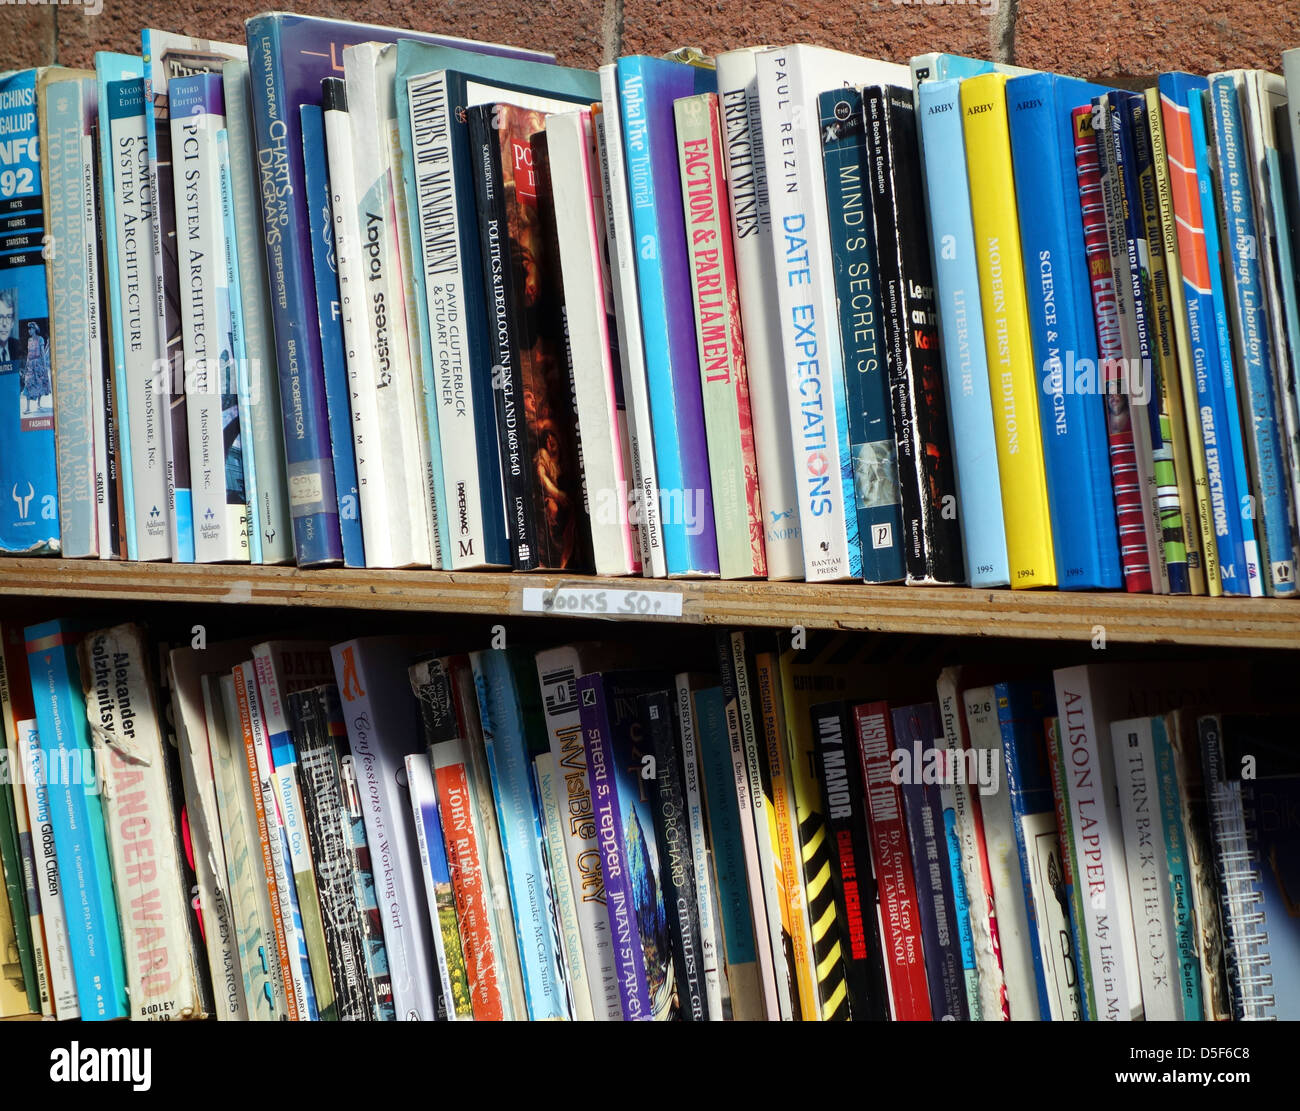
left=0, top=616, right=1294, bottom=1021
left=6, top=16, right=1300, bottom=596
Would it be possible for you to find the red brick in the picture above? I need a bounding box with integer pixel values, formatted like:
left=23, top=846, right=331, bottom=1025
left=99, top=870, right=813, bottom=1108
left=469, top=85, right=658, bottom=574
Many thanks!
left=54, top=0, right=608, bottom=71
left=1014, top=0, right=1300, bottom=78
left=3, top=4, right=56, bottom=68
left=621, top=0, right=998, bottom=68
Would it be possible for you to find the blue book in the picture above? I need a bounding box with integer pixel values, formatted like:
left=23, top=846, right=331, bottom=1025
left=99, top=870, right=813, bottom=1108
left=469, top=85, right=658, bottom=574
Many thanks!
left=617, top=56, right=719, bottom=577
left=1009, top=74, right=1123, bottom=591
left=0, top=69, right=59, bottom=554
left=300, top=102, right=364, bottom=568
left=995, top=679, right=1083, bottom=1023
left=917, top=78, right=1010, bottom=588
left=470, top=648, right=566, bottom=1020
left=1158, top=75, right=1258, bottom=595
left=24, top=620, right=129, bottom=1020
left=818, top=87, right=905, bottom=584
left=94, top=54, right=145, bottom=561
left=243, top=14, right=551, bottom=566
left=1208, top=75, right=1298, bottom=595
left=1150, top=715, right=1204, bottom=1021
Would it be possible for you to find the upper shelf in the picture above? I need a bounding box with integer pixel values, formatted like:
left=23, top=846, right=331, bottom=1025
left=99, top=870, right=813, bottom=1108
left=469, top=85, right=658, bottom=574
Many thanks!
left=0, top=559, right=1294, bottom=649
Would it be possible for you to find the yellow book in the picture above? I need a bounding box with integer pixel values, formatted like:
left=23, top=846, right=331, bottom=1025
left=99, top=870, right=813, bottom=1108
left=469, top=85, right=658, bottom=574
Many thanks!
left=1145, top=87, right=1220, bottom=596
left=961, top=73, right=1056, bottom=587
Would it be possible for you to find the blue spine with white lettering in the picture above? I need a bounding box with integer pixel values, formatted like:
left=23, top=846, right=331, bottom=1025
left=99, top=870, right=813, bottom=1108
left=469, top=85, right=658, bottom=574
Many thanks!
left=1158, top=75, right=1255, bottom=595
left=1208, top=75, right=1298, bottom=594
left=818, top=88, right=904, bottom=583
left=1008, top=74, right=1122, bottom=590
left=470, top=649, right=567, bottom=1019
left=617, top=56, right=719, bottom=576
left=918, top=78, right=1010, bottom=587
left=299, top=103, right=365, bottom=567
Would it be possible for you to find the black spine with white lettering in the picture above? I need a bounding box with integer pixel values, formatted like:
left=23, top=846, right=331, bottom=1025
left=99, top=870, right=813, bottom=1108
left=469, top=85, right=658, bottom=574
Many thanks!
left=640, top=688, right=707, bottom=1019
left=810, top=698, right=891, bottom=1020
left=863, top=86, right=965, bottom=586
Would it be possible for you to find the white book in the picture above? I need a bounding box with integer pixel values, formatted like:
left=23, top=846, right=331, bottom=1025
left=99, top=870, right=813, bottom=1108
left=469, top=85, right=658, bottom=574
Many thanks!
left=1053, top=663, right=1146, bottom=1021
left=596, top=64, right=668, bottom=578
left=545, top=110, right=639, bottom=577
left=236, top=659, right=316, bottom=1019
left=343, top=44, right=433, bottom=569
left=935, top=666, right=998, bottom=1020
left=963, top=685, right=1040, bottom=1021
left=713, top=49, right=803, bottom=581
left=755, top=46, right=907, bottom=582
left=13, top=718, right=78, bottom=1018
left=169, top=78, right=249, bottom=562
left=212, top=672, right=287, bottom=1020
left=405, top=753, right=463, bottom=1020
left=405, top=68, right=494, bottom=571
left=323, top=84, right=392, bottom=568
left=532, top=644, right=623, bottom=1020
left=82, top=119, right=112, bottom=560
left=675, top=672, right=724, bottom=1019
left=108, top=80, right=170, bottom=560
left=1110, top=716, right=1180, bottom=1021
left=535, top=751, right=595, bottom=1021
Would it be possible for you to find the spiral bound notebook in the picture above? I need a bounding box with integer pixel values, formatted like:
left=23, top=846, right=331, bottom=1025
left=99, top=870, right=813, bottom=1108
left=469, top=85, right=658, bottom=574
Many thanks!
left=1200, top=713, right=1300, bottom=1020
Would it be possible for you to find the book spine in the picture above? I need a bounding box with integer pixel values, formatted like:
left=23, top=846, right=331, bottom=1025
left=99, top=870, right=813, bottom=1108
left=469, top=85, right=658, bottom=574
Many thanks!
left=289, top=687, right=372, bottom=1021
left=1149, top=715, right=1205, bottom=1021
left=577, top=671, right=652, bottom=1020
left=535, top=751, right=594, bottom=1020
left=533, top=646, right=622, bottom=1019
left=405, top=753, right=468, bottom=1020
left=819, top=87, right=905, bottom=585
left=406, top=71, right=493, bottom=572
left=917, top=78, right=1010, bottom=588
left=322, top=83, right=391, bottom=568
left=169, top=83, right=249, bottom=563
left=1008, top=76, right=1124, bottom=591
left=995, top=681, right=1084, bottom=1021
left=855, top=702, right=931, bottom=1020
left=756, top=52, right=859, bottom=582
left=297, top=102, right=364, bottom=568
left=466, top=105, right=539, bottom=571
left=244, top=15, right=344, bottom=566
left=810, top=701, right=890, bottom=1021
left=936, top=733, right=982, bottom=1020
left=675, top=93, right=766, bottom=580
left=45, top=82, right=97, bottom=558
left=1146, top=87, right=1219, bottom=596
left=674, top=674, right=724, bottom=1018
left=618, top=58, right=719, bottom=577
left=222, top=62, right=294, bottom=566
left=867, top=87, right=965, bottom=585
left=1208, top=75, right=1298, bottom=595
left=470, top=650, right=565, bottom=1018
left=714, top=51, right=803, bottom=580
left=1045, top=715, right=1095, bottom=1019
left=961, top=73, right=1057, bottom=587
left=594, top=70, right=667, bottom=577
left=24, top=621, right=129, bottom=1019
left=1072, top=104, right=1155, bottom=593
left=84, top=98, right=117, bottom=560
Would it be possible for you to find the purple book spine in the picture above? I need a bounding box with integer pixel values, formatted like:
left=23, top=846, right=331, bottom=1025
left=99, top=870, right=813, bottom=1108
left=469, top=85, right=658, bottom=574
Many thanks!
left=577, top=672, right=652, bottom=1020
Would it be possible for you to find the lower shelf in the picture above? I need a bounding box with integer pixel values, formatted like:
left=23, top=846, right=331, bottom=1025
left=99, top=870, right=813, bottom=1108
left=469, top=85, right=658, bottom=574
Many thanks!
left=0, top=559, right=1295, bottom=648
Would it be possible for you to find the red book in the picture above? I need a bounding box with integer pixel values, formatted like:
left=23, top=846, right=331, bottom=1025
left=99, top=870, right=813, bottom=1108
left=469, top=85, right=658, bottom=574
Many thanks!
left=853, top=701, right=931, bottom=1020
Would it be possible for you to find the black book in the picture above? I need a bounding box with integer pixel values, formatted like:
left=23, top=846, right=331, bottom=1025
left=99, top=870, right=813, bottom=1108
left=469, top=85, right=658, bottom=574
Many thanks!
left=809, top=699, right=892, bottom=1021
left=288, top=683, right=376, bottom=1021
left=862, top=85, right=965, bottom=586
left=639, top=688, right=707, bottom=1020
left=89, top=116, right=124, bottom=559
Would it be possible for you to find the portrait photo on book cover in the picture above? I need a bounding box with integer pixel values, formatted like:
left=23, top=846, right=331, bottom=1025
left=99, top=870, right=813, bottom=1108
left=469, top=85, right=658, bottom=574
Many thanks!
left=0, top=287, right=52, bottom=431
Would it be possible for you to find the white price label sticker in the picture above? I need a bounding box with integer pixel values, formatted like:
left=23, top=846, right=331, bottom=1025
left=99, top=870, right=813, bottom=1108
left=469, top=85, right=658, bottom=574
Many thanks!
left=521, top=585, right=684, bottom=619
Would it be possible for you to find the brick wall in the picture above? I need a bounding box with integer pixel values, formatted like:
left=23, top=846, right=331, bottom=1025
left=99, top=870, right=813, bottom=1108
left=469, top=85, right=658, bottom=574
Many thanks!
left=19, top=0, right=1300, bottom=77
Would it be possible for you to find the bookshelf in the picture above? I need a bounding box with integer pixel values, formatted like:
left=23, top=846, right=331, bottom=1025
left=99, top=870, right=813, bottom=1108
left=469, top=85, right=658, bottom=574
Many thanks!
left=0, top=560, right=1295, bottom=648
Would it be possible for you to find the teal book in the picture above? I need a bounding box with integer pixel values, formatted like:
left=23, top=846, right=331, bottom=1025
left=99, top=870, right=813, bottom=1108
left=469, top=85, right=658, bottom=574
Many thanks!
left=24, top=620, right=128, bottom=1019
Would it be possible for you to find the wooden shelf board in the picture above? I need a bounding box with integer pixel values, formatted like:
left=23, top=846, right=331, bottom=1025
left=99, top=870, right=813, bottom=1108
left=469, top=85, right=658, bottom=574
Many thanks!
left=0, top=559, right=1295, bottom=648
